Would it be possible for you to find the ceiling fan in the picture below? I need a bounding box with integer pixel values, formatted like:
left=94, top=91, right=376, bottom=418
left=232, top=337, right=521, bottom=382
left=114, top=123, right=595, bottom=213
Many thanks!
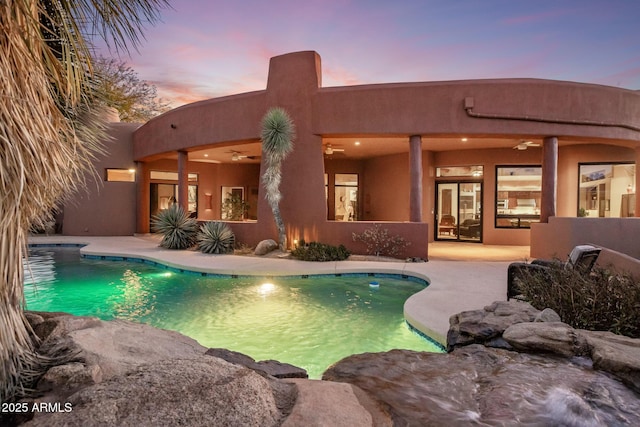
left=324, top=143, right=345, bottom=155
left=513, top=140, right=541, bottom=150
left=226, top=150, right=260, bottom=161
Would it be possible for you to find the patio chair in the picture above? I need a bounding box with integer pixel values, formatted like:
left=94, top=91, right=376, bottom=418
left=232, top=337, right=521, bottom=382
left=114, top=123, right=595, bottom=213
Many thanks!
left=507, top=244, right=602, bottom=300
left=438, top=214, right=456, bottom=235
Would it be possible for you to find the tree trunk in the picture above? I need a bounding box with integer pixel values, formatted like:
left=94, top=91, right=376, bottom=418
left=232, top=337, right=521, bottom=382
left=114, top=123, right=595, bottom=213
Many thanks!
left=0, top=225, right=38, bottom=402
left=271, top=202, right=287, bottom=251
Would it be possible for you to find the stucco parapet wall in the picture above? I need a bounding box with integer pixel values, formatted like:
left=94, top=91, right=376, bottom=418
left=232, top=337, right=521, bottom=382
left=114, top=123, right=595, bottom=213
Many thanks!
left=133, top=50, right=640, bottom=161
left=313, top=78, right=640, bottom=141
left=133, top=90, right=267, bottom=160
left=531, top=216, right=640, bottom=260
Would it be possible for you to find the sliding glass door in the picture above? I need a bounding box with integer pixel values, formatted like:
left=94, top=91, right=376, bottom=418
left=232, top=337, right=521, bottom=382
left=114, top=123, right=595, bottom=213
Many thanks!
left=436, top=182, right=482, bottom=242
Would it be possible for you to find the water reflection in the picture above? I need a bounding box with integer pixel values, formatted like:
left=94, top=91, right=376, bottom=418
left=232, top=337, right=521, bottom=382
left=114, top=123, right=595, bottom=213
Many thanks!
left=23, top=250, right=57, bottom=288
left=24, top=248, right=441, bottom=378
left=110, top=270, right=155, bottom=318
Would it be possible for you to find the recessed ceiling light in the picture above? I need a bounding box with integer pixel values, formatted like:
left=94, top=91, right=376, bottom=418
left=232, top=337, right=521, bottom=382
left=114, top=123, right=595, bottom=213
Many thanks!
left=204, top=154, right=209, bottom=157
left=461, top=138, right=468, bottom=142
left=354, top=141, right=361, bottom=146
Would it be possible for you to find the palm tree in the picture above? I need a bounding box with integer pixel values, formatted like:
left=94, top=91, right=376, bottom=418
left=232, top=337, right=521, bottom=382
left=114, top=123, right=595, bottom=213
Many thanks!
left=0, top=0, right=168, bottom=403
left=260, top=107, right=295, bottom=251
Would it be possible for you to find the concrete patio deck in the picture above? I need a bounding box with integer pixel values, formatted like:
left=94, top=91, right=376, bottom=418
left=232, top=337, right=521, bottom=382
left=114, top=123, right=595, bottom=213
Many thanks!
left=27, top=235, right=531, bottom=346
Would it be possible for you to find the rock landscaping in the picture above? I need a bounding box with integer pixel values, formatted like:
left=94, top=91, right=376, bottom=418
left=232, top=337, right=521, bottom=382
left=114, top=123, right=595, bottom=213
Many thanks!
left=9, top=301, right=640, bottom=426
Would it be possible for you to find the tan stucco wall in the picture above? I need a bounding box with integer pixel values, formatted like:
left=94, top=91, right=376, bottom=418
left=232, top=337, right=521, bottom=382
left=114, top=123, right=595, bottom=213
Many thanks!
left=363, top=153, right=410, bottom=221
left=133, top=91, right=267, bottom=160
left=313, top=79, right=640, bottom=141
left=62, top=123, right=140, bottom=236
left=121, top=51, right=640, bottom=254
left=556, top=144, right=635, bottom=216
left=531, top=216, right=640, bottom=260
left=597, top=248, right=640, bottom=279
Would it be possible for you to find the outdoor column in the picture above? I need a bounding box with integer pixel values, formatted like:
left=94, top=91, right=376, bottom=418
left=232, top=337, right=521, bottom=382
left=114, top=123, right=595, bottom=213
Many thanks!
left=635, top=146, right=640, bottom=217
left=540, top=136, right=558, bottom=223
left=177, top=150, right=189, bottom=213
left=409, top=135, right=423, bottom=222
left=136, top=161, right=150, bottom=233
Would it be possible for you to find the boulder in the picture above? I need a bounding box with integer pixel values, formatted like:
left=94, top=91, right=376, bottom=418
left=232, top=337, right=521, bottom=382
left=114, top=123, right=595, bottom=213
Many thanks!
left=25, top=357, right=291, bottom=427
left=535, top=307, right=561, bottom=323
left=56, top=317, right=207, bottom=380
left=27, top=314, right=209, bottom=405
left=18, top=304, right=640, bottom=426
left=323, top=345, right=640, bottom=426
left=282, top=379, right=392, bottom=427
left=254, top=239, right=278, bottom=255
left=34, top=314, right=101, bottom=343
left=255, top=360, right=308, bottom=379
left=205, top=348, right=308, bottom=379
left=502, top=321, right=587, bottom=357
left=205, top=347, right=256, bottom=367
left=36, top=362, right=102, bottom=395
left=580, top=330, right=640, bottom=393
left=447, top=300, right=540, bottom=350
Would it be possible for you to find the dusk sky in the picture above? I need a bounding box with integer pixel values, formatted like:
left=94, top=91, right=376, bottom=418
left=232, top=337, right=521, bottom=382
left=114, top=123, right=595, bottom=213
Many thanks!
left=97, top=0, right=640, bottom=107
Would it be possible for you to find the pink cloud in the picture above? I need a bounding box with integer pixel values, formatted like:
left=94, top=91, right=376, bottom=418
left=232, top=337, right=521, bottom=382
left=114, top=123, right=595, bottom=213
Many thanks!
left=91, top=0, right=640, bottom=108
left=322, top=64, right=364, bottom=87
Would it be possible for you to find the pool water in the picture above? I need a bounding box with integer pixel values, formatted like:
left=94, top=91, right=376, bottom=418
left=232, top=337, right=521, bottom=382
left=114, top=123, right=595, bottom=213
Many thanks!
left=24, top=247, right=442, bottom=378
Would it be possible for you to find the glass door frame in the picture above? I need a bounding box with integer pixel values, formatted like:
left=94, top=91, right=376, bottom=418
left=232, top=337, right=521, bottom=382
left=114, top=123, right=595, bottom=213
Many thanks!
left=435, top=180, right=483, bottom=242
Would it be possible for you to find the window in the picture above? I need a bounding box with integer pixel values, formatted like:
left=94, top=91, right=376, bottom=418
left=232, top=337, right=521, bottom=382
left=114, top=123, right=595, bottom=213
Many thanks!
left=437, top=166, right=483, bottom=178
left=221, top=187, right=246, bottom=220
left=105, top=168, right=135, bottom=182
left=149, top=170, right=199, bottom=220
left=495, top=166, right=541, bottom=228
left=150, top=171, right=198, bottom=182
left=335, top=174, right=358, bottom=221
left=578, top=163, right=635, bottom=217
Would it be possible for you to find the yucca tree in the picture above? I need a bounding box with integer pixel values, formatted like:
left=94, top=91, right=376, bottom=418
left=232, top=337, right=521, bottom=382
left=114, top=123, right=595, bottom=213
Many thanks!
left=260, top=107, right=295, bottom=251
left=0, top=0, right=168, bottom=403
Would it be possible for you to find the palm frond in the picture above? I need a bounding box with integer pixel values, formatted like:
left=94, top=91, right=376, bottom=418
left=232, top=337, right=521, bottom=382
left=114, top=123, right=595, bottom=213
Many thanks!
left=0, top=0, right=169, bottom=402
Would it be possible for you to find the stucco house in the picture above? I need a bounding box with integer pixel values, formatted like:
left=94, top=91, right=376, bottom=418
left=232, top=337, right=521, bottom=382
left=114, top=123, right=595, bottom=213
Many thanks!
left=60, top=51, right=640, bottom=259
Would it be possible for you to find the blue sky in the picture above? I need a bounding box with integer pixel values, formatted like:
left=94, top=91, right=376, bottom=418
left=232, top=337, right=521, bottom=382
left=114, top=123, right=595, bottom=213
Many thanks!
left=97, top=0, right=640, bottom=106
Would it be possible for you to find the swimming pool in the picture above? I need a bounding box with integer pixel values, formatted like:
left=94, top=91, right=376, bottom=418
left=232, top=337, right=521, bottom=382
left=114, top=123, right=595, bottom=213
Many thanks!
left=24, top=246, right=443, bottom=378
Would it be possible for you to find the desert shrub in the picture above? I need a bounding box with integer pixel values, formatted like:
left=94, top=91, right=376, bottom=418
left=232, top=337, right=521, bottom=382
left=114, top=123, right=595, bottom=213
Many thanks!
left=291, top=242, right=350, bottom=262
left=352, top=224, right=410, bottom=257
left=517, top=263, right=640, bottom=338
left=151, top=204, right=198, bottom=249
left=233, top=243, right=254, bottom=255
left=198, top=221, right=236, bottom=254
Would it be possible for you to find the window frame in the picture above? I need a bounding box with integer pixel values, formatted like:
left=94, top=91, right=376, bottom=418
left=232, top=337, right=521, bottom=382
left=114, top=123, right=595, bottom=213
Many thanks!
left=577, top=161, right=635, bottom=218
left=105, top=168, right=135, bottom=182
left=495, top=165, right=542, bottom=229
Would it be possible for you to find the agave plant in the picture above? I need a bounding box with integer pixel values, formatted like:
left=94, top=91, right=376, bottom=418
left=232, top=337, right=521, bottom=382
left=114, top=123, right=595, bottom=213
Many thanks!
left=198, top=221, right=236, bottom=254
left=152, top=204, right=198, bottom=249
